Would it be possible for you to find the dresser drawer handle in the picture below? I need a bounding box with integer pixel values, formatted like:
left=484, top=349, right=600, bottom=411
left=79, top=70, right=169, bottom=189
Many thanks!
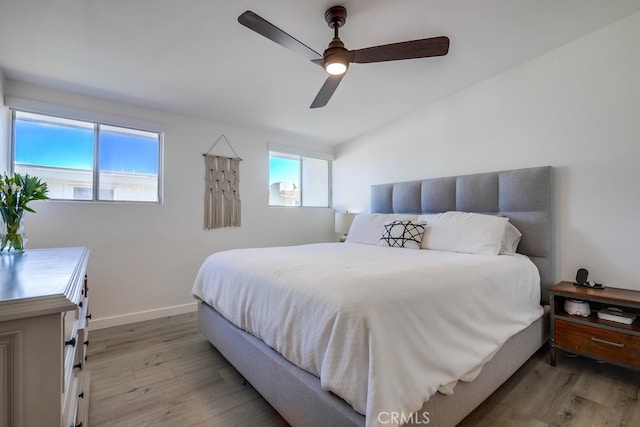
left=591, top=336, right=624, bottom=348
left=65, top=337, right=76, bottom=347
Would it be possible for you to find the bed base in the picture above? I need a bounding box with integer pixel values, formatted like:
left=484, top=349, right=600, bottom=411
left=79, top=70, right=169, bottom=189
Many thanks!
left=198, top=301, right=549, bottom=427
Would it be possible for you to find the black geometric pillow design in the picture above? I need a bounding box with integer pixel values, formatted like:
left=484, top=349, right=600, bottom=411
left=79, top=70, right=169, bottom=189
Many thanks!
left=379, top=220, right=426, bottom=249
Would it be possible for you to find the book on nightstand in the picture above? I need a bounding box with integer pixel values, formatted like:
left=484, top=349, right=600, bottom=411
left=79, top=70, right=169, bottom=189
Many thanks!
left=597, top=307, right=637, bottom=325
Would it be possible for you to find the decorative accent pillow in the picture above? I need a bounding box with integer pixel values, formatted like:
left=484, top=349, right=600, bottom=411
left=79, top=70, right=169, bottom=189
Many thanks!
left=417, top=211, right=509, bottom=255
left=500, top=222, right=523, bottom=255
left=345, top=213, right=418, bottom=245
left=378, top=220, right=426, bottom=249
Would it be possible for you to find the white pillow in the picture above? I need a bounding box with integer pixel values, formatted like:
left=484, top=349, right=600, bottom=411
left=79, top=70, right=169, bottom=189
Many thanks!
left=378, top=220, right=426, bottom=249
left=346, top=213, right=418, bottom=245
left=500, top=222, right=523, bottom=255
left=417, top=211, right=508, bottom=255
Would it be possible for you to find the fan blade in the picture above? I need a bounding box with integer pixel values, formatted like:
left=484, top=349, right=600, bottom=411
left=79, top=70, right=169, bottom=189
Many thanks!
left=238, top=11, right=322, bottom=61
left=310, top=74, right=345, bottom=109
left=351, top=36, right=449, bottom=64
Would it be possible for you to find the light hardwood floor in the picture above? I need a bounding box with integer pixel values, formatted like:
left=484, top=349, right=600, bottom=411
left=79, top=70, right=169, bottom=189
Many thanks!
left=88, top=313, right=640, bottom=427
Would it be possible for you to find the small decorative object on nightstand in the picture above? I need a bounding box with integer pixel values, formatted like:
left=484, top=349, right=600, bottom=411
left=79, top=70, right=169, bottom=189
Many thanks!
left=334, top=211, right=356, bottom=242
left=549, top=281, right=640, bottom=370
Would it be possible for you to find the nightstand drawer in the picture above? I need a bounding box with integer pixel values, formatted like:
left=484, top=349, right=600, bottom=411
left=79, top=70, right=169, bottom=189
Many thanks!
left=555, top=319, right=640, bottom=368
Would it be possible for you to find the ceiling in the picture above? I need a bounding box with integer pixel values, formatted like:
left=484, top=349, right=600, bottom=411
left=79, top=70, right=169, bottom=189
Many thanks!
left=1, top=0, right=639, bottom=145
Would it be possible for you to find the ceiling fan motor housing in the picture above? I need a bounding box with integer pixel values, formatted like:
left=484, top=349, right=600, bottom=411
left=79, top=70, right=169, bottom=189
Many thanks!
left=324, top=38, right=350, bottom=72
left=325, top=5, right=347, bottom=29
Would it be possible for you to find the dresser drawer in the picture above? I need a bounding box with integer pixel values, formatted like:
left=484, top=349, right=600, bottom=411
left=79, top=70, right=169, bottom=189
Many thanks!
left=63, top=306, right=79, bottom=345
left=76, top=370, right=91, bottom=427
left=62, top=367, right=80, bottom=427
left=555, top=319, right=640, bottom=368
left=78, top=297, right=90, bottom=364
left=63, top=305, right=81, bottom=394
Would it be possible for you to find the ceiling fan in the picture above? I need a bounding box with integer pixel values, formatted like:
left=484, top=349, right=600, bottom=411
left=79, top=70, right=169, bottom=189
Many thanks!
left=238, top=5, right=450, bottom=109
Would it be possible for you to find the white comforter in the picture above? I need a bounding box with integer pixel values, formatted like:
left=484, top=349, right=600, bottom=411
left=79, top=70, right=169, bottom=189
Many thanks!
left=192, top=243, right=543, bottom=427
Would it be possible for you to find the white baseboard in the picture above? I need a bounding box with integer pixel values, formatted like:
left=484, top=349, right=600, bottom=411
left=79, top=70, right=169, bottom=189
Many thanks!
left=89, top=302, right=198, bottom=330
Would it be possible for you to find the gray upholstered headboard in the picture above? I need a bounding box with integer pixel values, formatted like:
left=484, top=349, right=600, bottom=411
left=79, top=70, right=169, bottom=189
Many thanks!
left=370, top=166, right=554, bottom=303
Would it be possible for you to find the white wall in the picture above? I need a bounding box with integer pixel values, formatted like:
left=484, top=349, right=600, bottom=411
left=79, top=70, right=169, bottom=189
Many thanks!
left=334, top=12, right=640, bottom=291
left=3, top=81, right=336, bottom=328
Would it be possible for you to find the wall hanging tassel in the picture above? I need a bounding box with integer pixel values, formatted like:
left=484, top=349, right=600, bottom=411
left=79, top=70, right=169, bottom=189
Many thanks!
left=231, top=158, right=241, bottom=226
left=203, top=135, right=242, bottom=229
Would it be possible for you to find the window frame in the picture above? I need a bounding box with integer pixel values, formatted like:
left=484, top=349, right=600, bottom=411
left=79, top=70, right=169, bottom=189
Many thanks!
left=10, top=108, right=164, bottom=204
left=268, top=144, right=333, bottom=208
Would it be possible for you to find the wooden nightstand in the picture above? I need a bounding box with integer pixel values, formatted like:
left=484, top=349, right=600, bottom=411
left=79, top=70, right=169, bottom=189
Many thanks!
left=549, top=281, right=640, bottom=370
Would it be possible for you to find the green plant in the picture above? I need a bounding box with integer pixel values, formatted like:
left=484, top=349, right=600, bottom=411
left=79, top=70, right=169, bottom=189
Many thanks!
left=0, top=172, right=49, bottom=252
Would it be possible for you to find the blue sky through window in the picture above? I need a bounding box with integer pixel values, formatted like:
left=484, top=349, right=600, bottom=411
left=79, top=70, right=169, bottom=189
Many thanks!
left=15, top=119, right=93, bottom=170
left=269, top=155, right=299, bottom=187
left=14, top=116, right=159, bottom=174
left=100, top=129, right=158, bottom=174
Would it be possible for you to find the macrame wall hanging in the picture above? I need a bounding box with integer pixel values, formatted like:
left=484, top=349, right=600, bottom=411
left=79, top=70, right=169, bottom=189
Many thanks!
left=203, top=135, right=242, bottom=229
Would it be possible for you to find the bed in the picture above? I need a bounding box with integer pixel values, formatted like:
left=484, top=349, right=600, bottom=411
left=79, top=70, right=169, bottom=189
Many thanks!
left=193, top=166, right=554, bottom=427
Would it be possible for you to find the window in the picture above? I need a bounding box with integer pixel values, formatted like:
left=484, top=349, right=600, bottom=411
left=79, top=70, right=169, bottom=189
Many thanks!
left=268, top=147, right=331, bottom=207
left=12, top=110, right=161, bottom=202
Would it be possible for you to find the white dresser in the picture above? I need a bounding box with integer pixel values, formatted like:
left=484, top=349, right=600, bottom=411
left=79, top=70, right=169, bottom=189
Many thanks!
left=0, top=247, right=90, bottom=427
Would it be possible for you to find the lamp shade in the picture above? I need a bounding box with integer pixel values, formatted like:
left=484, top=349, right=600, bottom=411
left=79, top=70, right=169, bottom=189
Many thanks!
left=334, top=212, right=357, bottom=234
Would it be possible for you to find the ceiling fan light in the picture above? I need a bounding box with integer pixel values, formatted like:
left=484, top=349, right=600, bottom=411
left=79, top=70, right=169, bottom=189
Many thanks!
left=326, top=61, right=347, bottom=75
